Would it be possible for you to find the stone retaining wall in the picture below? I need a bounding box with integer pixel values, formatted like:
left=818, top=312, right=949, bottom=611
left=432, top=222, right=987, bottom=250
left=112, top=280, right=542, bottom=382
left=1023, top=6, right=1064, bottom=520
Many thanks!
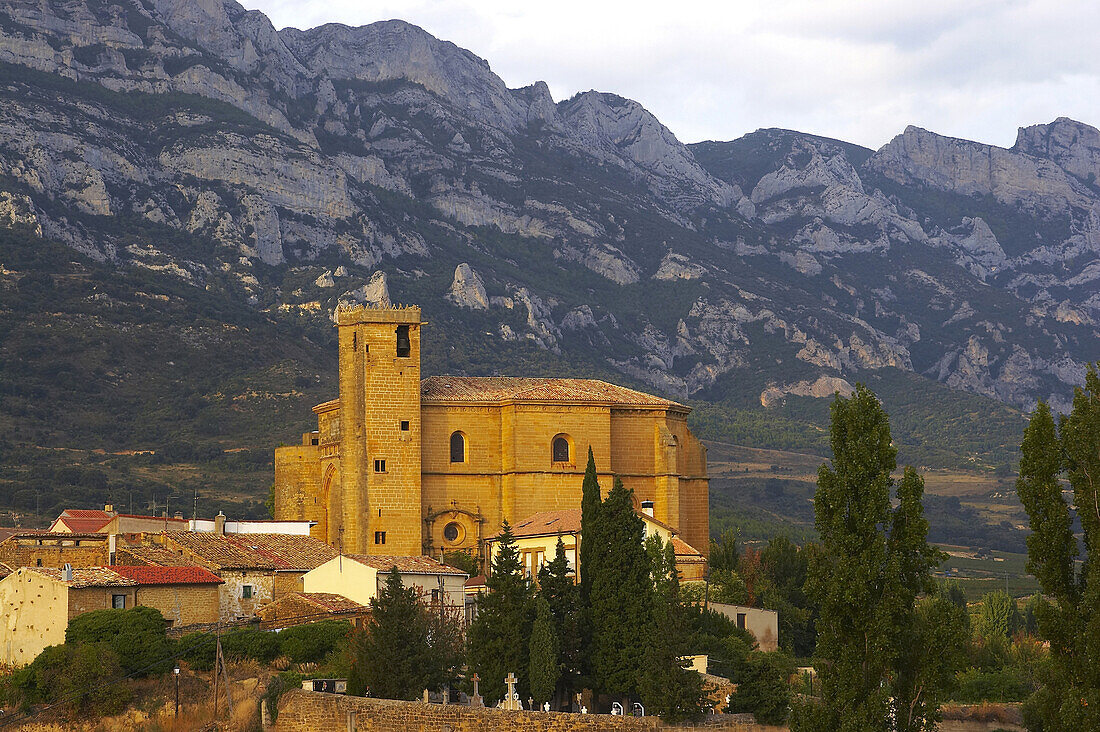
left=274, top=690, right=770, bottom=731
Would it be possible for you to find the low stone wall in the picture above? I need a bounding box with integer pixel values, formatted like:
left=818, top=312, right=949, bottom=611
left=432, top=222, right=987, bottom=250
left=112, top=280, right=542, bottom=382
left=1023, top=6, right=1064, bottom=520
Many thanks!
left=274, top=691, right=770, bottom=731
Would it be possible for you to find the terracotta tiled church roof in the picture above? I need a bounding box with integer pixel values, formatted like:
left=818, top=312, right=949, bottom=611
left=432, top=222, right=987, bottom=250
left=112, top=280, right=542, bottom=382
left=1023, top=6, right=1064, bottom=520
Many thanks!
left=420, top=376, right=684, bottom=409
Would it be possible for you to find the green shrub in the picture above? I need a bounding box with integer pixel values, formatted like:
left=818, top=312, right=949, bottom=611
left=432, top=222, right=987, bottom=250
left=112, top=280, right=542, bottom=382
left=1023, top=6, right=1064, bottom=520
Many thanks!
left=9, top=643, right=130, bottom=715
left=954, top=668, right=1031, bottom=703
left=277, top=621, right=352, bottom=664
left=222, top=628, right=280, bottom=663
left=66, top=606, right=172, bottom=676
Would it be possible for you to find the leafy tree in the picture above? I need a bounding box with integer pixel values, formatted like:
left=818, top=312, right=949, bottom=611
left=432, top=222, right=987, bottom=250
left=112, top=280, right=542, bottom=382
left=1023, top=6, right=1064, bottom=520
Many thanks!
left=468, top=520, right=535, bottom=703
left=528, top=597, right=561, bottom=707
left=976, top=590, right=1021, bottom=641
left=65, top=605, right=172, bottom=677
left=639, top=538, right=710, bottom=722
left=441, top=549, right=480, bottom=577
left=727, top=652, right=792, bottom=725
left=709, top=529, right=740, bottom=574
left=893, top=594, right=970, bottom=732
left=348, top=567, right=458, bottom=700
left=588, top=477, right=651, bottom=701
left=1018, top=389, right=1100, bottom=730
left=792, top=385, right=942, bottom=732
left=537, top=536, right=583, bottom=706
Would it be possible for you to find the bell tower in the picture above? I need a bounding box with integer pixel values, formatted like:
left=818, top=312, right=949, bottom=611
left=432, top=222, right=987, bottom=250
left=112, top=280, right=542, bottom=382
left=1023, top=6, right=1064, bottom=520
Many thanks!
left=334, top=305, right=423, bottom=555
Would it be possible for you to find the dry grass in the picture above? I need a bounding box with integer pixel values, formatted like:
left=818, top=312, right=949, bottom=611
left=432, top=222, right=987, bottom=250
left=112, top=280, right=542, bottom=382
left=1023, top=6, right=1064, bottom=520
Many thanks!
left=941, top=702, right=1024, bottom=724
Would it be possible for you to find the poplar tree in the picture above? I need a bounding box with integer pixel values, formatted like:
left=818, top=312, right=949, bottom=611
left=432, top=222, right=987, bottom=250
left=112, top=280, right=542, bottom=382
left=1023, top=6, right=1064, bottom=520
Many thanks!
left=468, top=520, right=535, bottom=704
left=1018, top=385, right=1100, bottom=730
left=528, top=597, right=561, bottom=708
left=588, top=477, right=651, bottom=701
left=792, top=385, right=942, bottom=732
left=538, top=537, right=583, bottom=706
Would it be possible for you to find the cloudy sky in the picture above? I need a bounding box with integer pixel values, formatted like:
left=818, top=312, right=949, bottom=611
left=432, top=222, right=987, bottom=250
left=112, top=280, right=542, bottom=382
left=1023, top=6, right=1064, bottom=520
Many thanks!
left=242, top=0, right=1100, bottom=151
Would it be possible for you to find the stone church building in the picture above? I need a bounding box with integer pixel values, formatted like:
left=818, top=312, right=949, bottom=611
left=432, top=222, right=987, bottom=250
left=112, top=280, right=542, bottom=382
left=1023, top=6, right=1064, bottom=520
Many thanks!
left=274, top=305, right=709, bottom=561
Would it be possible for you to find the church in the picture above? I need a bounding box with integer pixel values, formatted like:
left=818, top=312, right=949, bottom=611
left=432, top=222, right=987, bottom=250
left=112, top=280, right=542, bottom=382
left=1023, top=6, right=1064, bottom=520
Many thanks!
left=274, top=304, right=709, bottom=562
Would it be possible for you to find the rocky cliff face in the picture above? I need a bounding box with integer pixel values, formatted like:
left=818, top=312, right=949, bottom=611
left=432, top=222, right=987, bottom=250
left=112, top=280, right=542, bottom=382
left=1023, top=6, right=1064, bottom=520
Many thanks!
left=0, top=0, right=1098, bottom=419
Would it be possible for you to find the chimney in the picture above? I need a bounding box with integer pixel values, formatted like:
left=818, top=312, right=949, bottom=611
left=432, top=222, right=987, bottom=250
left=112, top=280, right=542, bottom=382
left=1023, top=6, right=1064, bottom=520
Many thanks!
left=104, top=503, right=114, bottom=514
left=214, top=511, right=226, bottom=535
left=640, top=500, right=655, bottom=518
left=62, top=563, right=73, bottom=582
left=173, top=511, right=183, bottom=520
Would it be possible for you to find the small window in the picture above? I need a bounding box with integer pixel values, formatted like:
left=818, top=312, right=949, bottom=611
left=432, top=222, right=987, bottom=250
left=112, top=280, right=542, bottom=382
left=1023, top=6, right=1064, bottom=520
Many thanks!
left=242, top=585, right=253, bottom=599
left=443, top=522, right=461, bottom=543
left=35, top=559, right=42, bottom=567
left=737, top=612, right=747, bottom=630
left=450, top=432, right=466, bottom=463
left=552, top=435, right=571, bottom=463
left=374, top=459, right=387, bottom=473
left=396, top=325, right=411, bottom=358
left=311, top=437, right=319, bottom=445
left=400, top=420, right=410, bottom=431
left=112, top=594, right=126, bottom=609
left=374, top=531, right=386, bottom=545
left=352, top=332, right=357, bottom=350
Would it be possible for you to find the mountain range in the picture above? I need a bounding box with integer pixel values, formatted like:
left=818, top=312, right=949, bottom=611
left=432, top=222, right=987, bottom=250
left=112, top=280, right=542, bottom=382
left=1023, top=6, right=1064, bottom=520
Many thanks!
left=2, top=0, right=1097, bottom=514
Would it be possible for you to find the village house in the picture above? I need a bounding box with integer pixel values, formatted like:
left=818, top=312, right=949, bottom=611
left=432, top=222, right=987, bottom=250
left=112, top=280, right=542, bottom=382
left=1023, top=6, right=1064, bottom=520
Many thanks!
left=483, top=504, right=706, bottom=582
left=116, top=530, right=338, bottom=621
left=302, top=554, right=467, bottom=612
left=707, top=601, right=779, bottom=653
left=0, top=565, right=222, bottom=666
left=257, top=591, right=369, bottom=627
left=0, top=531, right=110, bottom=569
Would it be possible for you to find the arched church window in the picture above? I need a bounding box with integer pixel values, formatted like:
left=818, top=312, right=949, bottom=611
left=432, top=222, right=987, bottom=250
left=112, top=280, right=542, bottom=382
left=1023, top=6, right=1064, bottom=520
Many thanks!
left=450, top=432, right=466, bottom=463
left=552, top=435, right=571, bottom=463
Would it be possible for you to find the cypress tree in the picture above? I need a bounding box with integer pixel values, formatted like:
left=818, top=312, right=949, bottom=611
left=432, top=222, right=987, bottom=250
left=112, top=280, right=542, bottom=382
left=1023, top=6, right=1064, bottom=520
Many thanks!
left=639, top=538, right=709, bottom=722
left=538, top=536, right=583, bottom=707
left=793, top=385, right=942, bottom=732
left=528, top=597, right=561, bottom=708
left=347, top=567, right=434, bottom=700
left=1019, top=385, right=1100, bottom=730
left=588, top=477, right=651, bottom=701
left=578, top=447, right=601, bottom=600
left=468, top=520, right=535, bottom=704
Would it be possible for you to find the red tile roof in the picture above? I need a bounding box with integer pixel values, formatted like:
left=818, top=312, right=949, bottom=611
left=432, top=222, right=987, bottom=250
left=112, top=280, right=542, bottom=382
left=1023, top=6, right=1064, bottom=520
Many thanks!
left=110, top=565, right=223, bottom=585
left=118, top=545, right=191, bottom=566
left=28, top=567, right=137, bottom=588
left=420, top=376, right=684, bottom=409
left=671, top=537, right=704, bottom=558
left=0, top=562, right=12, bottom=580
left=464, top=574, right=487, bottom=588
left=292, top=592, right=367, bottom=614
left=53, top=515, right=113, bottom=533
left=165, top=533, right=339, bottom=571
left=342, top=554, right=468, bottom=576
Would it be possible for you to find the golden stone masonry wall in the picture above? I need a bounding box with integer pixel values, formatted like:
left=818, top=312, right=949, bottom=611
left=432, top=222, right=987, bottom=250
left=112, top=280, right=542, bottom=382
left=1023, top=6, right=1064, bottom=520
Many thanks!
left=275, top=691, right=771, bottom=732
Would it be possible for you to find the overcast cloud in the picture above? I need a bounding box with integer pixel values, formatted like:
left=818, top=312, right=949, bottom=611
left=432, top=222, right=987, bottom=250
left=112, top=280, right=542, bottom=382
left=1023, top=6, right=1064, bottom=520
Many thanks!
left=241, top=0, right=1100, bottom=151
